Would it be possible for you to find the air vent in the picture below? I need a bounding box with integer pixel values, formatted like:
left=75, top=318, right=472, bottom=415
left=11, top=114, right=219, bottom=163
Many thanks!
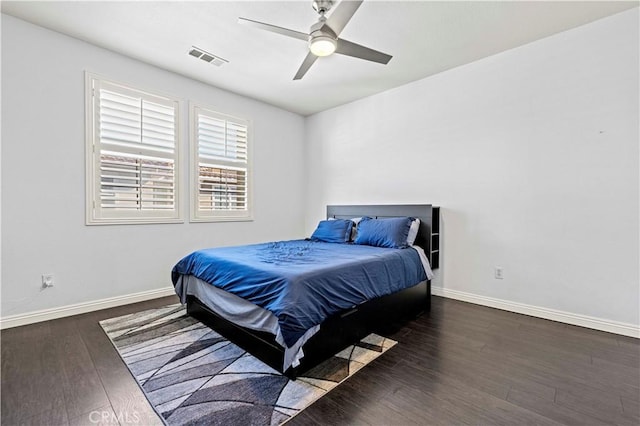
left=188, top=46, right=228, bottom=67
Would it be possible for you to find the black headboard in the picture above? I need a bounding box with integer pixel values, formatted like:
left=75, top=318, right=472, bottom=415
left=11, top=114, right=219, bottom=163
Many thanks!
left=326, top=204, right=434, bottom=255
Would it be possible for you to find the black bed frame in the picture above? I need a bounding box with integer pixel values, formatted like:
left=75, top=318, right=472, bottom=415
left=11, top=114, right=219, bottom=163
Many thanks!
left=187, top=204, right=436, bottom=379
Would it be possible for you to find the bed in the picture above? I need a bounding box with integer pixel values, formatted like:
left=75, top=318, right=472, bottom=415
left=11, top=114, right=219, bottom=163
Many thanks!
left=172, top=204, right=437, bottom=378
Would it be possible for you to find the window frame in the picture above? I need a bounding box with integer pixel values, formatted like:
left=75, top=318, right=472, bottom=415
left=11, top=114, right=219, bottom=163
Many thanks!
left=189, top=102, right=253, bottom=223
left=85, top=72, right=183, bottom=225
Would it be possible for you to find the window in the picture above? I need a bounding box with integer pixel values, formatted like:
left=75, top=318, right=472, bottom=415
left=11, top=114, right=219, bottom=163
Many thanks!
left=190, top=104, right=252, bottom=222
left=86, top=74, right=182, bottom=224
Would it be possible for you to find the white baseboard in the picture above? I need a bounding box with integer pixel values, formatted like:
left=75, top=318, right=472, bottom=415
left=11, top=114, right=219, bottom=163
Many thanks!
left=432, top=286, right=639, bottom=338
left=3, top=285, right=637, bottom=338
left=0, top=287, right=177, bottom=330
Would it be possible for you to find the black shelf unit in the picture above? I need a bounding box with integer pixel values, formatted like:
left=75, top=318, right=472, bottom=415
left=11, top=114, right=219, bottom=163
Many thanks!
left=430, top=206, right=440, bottom=270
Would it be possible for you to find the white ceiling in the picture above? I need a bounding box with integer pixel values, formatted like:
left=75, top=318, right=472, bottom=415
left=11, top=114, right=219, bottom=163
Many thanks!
left=2, top=1, right=637, bottom=116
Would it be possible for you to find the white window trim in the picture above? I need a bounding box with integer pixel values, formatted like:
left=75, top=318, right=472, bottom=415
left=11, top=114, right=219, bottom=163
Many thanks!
left=85, top=72, right=183, bottom=225
left=189, top=102, right=253, bottom=223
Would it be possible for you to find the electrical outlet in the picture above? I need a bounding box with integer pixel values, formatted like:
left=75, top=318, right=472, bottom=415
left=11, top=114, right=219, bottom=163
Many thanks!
left=494, top=267, right=504, bottom=280
left=42, top=273, right=55, bottom=289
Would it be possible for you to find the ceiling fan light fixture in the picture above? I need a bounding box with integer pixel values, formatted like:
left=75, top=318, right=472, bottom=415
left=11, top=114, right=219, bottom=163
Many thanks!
left=309, top=34, right=336, bottom=57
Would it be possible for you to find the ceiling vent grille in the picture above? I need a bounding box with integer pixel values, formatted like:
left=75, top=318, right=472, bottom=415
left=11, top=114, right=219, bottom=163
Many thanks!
left=189, top=46, right=228, bottom=67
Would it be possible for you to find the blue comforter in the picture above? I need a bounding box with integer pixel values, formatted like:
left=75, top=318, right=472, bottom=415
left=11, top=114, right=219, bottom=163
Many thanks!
left=171, top=240, right=426, bottom=347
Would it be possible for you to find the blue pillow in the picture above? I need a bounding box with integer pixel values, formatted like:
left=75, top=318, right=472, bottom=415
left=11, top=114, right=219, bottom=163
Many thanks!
left=310, top=219, right=353, bottom=243
left=354, top=217, right=413, bottom=249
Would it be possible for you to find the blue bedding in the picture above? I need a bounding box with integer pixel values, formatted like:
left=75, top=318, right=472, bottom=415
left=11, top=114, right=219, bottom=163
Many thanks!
left=171, top=240, right=427, bottom=347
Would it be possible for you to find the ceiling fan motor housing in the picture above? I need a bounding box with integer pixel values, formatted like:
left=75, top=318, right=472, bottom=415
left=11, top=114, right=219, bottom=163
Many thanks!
left=309, top=20, right=337, bottom=56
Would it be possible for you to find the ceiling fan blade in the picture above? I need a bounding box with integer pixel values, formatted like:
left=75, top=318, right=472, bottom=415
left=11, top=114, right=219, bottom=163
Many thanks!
left=238, top=17, right=308, bottom=41
left=335, top=38, right=392, bottom=64
left=324, top=0, right=363, bottom=36
left=293, top=52, right=319, bottom=80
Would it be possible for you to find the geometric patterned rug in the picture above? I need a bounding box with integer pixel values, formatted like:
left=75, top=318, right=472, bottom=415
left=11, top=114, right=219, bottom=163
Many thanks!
left=100, top=304, right=397, bottom=425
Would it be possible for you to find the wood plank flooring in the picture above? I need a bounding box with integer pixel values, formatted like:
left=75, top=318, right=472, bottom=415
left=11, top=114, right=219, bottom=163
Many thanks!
left=1, top=295, right=638, bottom=425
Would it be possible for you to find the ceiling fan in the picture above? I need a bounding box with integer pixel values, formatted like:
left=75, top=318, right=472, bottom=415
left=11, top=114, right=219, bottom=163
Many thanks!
left=238, top=0, right=392, bottom=80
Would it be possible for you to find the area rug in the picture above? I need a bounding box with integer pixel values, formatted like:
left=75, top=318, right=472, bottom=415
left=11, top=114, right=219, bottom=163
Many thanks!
left=100, top=304, right=396, bottom=425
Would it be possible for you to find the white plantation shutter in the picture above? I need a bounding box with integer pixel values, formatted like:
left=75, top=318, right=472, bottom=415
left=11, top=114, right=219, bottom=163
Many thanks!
left=86, top=75, right=182, bottom=224
left=191, top=105, right=252, bottom=221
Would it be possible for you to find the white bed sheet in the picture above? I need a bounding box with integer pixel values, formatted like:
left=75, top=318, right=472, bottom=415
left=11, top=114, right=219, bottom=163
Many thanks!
left=174, top=274, right=319, bottom=371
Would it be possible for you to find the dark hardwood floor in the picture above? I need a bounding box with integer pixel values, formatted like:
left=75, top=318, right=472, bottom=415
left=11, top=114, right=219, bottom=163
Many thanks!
left=1, top=295, right=638, bottom=425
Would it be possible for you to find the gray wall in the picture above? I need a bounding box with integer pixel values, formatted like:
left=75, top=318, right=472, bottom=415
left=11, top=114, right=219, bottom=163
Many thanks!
left=1, top=15, right=306, bottom=317
left=304, top=9, right=639, bottom=327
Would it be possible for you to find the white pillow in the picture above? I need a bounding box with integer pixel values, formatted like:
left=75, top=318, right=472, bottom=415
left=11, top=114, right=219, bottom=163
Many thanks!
left=406, top=218, right=421, bottom=246
left=329, top=217, right=362, bottom=241
left=350, top=217, right=363, bottom=241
